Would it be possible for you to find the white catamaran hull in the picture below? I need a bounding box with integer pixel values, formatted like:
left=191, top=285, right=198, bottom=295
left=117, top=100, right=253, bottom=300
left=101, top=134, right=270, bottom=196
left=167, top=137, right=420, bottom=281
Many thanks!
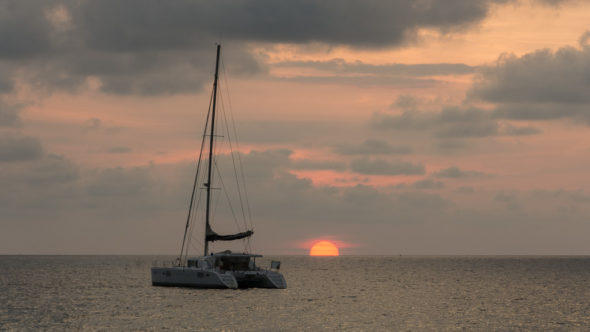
left=151, top=267, right=287, bottom=289
left=151, top=267, right=238, bottom=289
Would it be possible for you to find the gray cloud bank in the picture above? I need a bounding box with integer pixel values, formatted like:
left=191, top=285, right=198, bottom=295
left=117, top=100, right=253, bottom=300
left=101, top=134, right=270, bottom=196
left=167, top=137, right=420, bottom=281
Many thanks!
left=276, top=59, right=476, bottom=76
left=371, top=105, right=543, bottom=138
left=3, top=146, right=590, bottom=254
left=334, top=139, right=413, bottom=155
left=0, top=135, right=44, bottom=162
left=350, top=158, right=425, bottom=175
left=470, top=35, right=590, bottom=124
left=0, top=0, right=518, bottom=97
left=433, top=166, right=490, bottom=178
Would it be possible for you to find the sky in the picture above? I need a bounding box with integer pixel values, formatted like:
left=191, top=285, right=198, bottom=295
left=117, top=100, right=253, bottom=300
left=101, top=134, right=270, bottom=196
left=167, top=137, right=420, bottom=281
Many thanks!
left=2, top=0, right=590, bottom=255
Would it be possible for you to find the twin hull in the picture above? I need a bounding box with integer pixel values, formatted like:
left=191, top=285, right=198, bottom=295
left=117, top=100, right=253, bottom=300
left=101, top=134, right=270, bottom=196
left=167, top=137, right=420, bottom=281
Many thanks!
left=151, top=267, right=286, bottom=289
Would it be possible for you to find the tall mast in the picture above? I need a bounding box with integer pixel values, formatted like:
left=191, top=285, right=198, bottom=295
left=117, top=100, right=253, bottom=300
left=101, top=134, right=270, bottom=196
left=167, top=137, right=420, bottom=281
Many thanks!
left=204, top=44, right=221, bottom=256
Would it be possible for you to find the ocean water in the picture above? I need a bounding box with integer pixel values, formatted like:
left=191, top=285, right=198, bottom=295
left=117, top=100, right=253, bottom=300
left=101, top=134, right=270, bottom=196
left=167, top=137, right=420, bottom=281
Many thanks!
left=1, top=256, right=590, bottom=331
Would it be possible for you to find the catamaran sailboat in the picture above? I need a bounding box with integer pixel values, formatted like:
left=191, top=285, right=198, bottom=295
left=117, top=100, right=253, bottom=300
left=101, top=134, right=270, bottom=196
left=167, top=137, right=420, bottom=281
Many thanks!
left=151, top=45, right=286, bottom=289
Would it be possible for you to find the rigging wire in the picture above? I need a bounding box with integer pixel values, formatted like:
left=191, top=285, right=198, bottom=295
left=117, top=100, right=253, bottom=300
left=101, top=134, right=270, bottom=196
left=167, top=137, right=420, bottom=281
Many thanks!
left=219, top=95, right=249, bottom=232
left=213, top=158, right=242, bottom=231
left=220, top=56, right=255, bottom=253
left=179, top=80, right=214, bottom=264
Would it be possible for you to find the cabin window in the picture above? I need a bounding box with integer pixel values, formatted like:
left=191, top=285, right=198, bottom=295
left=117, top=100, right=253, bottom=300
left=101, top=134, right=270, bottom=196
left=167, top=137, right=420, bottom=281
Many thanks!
left=218, top=256, right=250, bottom=270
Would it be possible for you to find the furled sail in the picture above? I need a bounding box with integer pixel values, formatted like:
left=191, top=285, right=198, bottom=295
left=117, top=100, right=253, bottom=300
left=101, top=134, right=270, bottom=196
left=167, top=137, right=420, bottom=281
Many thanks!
left=206, top=224, right=253, bottom=242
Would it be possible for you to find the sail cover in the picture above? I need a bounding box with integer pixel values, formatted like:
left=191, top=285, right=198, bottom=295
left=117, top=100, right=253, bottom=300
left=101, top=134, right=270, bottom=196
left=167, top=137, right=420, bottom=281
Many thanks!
left=206, top=224, right=253, bottom=242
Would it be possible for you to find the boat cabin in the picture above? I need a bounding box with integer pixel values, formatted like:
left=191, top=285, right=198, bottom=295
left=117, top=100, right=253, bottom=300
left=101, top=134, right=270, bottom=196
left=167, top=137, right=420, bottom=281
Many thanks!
left=186, top=251, right=263, bottom=271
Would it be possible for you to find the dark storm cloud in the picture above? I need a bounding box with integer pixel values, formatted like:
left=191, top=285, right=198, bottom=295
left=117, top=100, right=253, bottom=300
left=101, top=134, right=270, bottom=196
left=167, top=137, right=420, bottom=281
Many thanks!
left=0, top=1, right=54, bottom=59
left=472, top=47, right=590, bottom=104
left=334, top=139, right=412, bottom=155
left=350, top=157, right=425, bottom=175
left=0, top=135, right=44, bottom=162
left=0, top=0, right=514, bottom=96
left=74, top=0, right=504, bottom=49
left=276, top=59, right=475, bottom=76
left=470, top=37, right=590, bottom=123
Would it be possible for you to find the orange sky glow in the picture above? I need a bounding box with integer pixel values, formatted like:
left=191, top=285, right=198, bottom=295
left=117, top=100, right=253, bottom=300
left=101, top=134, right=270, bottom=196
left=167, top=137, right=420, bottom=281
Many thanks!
left=3, top=0, right=590, bottom=255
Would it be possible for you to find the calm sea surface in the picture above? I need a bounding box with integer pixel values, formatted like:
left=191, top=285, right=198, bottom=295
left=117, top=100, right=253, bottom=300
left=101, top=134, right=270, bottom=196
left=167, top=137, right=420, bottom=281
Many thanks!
left=1, top=256, right=590, bottom=331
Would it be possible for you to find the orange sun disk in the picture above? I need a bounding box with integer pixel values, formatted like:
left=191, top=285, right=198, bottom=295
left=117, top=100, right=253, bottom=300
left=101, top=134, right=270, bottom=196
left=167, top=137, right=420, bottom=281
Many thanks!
left=309, top=241, right=340, bottom=256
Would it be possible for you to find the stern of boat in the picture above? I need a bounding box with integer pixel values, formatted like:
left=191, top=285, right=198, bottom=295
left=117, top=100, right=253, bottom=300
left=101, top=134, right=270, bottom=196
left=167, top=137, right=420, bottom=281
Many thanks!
left=234, top=270, right=287, bottom=289
left=263, top=270, right=287, bottom=289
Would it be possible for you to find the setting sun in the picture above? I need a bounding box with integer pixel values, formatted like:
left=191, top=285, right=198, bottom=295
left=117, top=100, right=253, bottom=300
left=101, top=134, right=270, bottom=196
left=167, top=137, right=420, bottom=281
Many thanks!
left=309, top=241, right=340, bottom=256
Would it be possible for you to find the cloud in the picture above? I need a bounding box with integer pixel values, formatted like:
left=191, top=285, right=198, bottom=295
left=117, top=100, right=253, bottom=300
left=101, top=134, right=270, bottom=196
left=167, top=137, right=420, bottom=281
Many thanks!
left=0, top=135, right=44, bottom=162
left=84, top=118, right=102, bottom=130
left=372, top=106, right=492, bottom=132
left=334, top=139, right=412, bottom=155
left=433, top=166, right=489, bottom=178
left=350, top=157, right=425, bottom=175
left=411, top=178, right=445, bottom=189
left=455, top=186, right=475, bottom=194
left=492, top=103, right=588, bottom=122
left=391, top=95, right=421, bottom=110
left=0, top=154, right=78, bottom=188
left=290, top=159, right=346, bottom=171
left=472, top=47, right=590, bottom=104
left=500, top=123, right=543, bottom=136
left=74, top=0, right=504, bottom=49
left=372, top=106, right=543, bottom=138
left=372, top=110, right=437, bottom=131
left=237, top=120, right=353, bottom=144
left=273, top=74, right=440, bottom=87
left=275, top=59, right=475, bottom=76
left=470, top=36, right=590, bottom=124
left=0, top=0, right=518, bottom=96
left=494, top=192, right=520, bottom=210
left=434, top=122, right=499, bottom=138
left=0, top=101, right=21, bottom=127
left=86, top=167, right=153, bottom=196
left=4, top=145, right=590, bottom=254
left=0, top=1, right=53, bottom=59
left=535, top=0, right=577, bottom=6
left=530, top=189, right=590, bottom=203
left=107, top=146, right=133, bottom=154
